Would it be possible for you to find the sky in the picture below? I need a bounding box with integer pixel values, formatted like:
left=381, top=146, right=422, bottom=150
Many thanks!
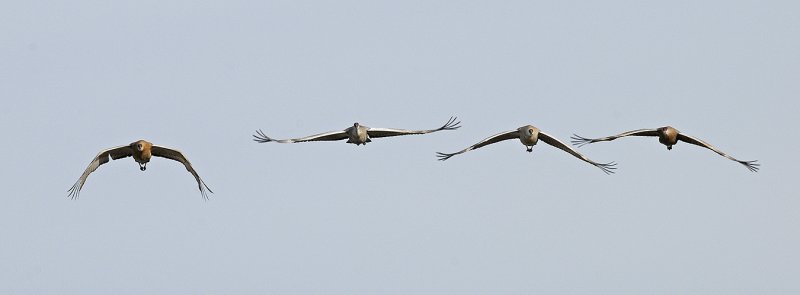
left=1, top=0, right=798, bottom=294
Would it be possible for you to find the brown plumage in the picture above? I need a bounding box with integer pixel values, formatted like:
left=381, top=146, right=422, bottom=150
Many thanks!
left=571, top=126, right=759, bottom=172
left=68, top=140, right=213, bottom=199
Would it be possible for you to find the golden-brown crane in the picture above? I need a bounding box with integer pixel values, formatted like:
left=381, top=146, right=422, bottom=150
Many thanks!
left=68, top=140, right=213, bottom=199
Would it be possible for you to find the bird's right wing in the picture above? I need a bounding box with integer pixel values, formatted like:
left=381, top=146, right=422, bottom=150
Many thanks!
left=366, top=117, right=461, bottom=138
left=436, top=130, right=519, bottom=161
left=677, top=133, right=760, bottom=172
left=68, top=145, right=134, bottom=199
left=151, top=145, right=214, bottom=200
left=570, top=128, right=659, bottom=147
left=253, top=129, right=349, bottom=143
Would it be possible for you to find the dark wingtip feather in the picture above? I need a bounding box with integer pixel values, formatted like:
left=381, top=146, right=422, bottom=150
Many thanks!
left=436, top=152, right=455, bottom=161
left=67, top=182, right=81, bottom=200
left=570, top=134, right=593, bottom=147
left=199, top=180, right=213, bottom=201
left=440, top=116, right=461, bottom=131
left=742, top=160, right=760, bottom=172
left=597, top=161, right=618, bottom=175
left=252, top=129, right=275, bottom=143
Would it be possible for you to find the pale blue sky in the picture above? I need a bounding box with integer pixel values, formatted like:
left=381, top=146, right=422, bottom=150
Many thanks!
left=1, top=1, right=797, bottom=294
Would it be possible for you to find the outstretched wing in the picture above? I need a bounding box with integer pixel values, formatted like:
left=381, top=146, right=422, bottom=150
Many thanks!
left=540, top=131, right=617, bottom=174
left=253, top=129, right=349, bottom=143
left=68, top=145, right=134, bottom=199
left=151, top=145, right=214, bottom=199
left=367, top=116, right=461, bottom=138
left=677, top=133, right=759, bottom=172
left=436, top=130, right=519, bottom=161
left=571, top=129, right=659, bottom=147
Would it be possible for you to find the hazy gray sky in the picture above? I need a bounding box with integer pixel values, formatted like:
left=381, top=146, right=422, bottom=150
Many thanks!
left=1, top=1, right=797, bottom=294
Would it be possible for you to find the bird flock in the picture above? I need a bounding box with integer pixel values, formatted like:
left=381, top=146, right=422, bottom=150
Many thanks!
left=68, top=117, right=759, bottom=199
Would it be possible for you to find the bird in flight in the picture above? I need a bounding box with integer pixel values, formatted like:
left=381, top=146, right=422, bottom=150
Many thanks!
left=68, top=140, right=213, bottom=199
left=253, top=117, right=460, bottom=146
left=436, top=125, right=617, bottom=174
left=570, top=126, right=759, bottom=172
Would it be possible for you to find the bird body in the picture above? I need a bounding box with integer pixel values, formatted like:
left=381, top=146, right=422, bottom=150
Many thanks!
left=517, top=125, right=540, bottom=151
left=131, top=140, right=153, bottom=170
left=345, top=123, right=372, bottom=145
left=657, top=126, right=679, bottom=149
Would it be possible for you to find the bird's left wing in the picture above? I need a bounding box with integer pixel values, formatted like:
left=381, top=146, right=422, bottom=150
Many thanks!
left=676, top=133, right=759, bottom=172
left=151, top=145, right=214, bottom=199
left=539, top=131, right=617, bottom=174
left=367, top=116, right=460, bottom=138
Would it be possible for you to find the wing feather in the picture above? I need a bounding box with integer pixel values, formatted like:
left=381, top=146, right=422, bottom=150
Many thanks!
left=68, top=146, right=133, bottom=199
left=540, top=132, right=617, bottom=174
left=367, top=116, right=461, bottom=138
left=436, top=130, right=518, bottom=161
left=151, top=145, right=214, bottom=199
left=571, top=128, right=659, bottom=147
left=677, top=133, right=759, bottom=172
left=253, top=129, right=349, bottom=143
